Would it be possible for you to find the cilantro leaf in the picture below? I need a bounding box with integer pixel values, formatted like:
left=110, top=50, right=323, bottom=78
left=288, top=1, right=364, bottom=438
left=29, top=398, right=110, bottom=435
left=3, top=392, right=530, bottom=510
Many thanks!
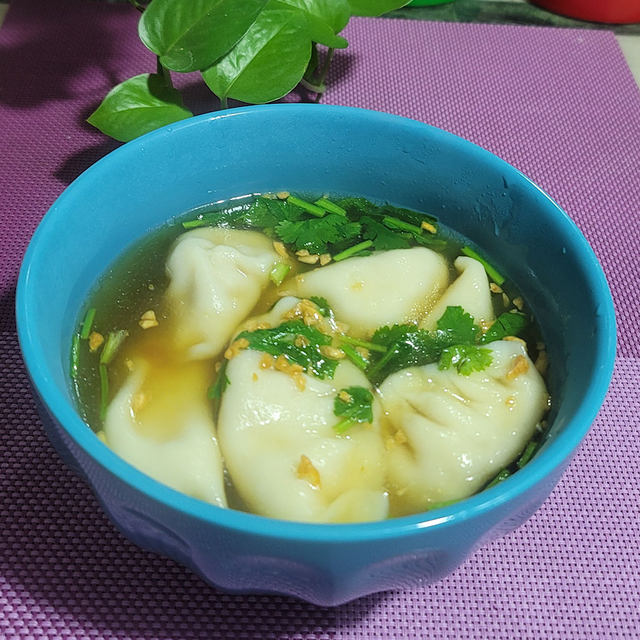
left=240, top=196, right=305, bottom=229
left=275, top=214, right=361, bottom=254
left=361, top=216, right=411, bottom=251
left=435, top=306, right=479, bottom=344
left=367, top=324, right=449, bottom=384
left=438, top=344, right=493, bottom=375
left=207, top=360, right=229, bottom=410
left=480, top=311, right=529, bottom=344
left=308, top=296, right=332, bottom=317
left=333, top=386, right=374, bottom=434
left=236, top=320, right=338, bottom=379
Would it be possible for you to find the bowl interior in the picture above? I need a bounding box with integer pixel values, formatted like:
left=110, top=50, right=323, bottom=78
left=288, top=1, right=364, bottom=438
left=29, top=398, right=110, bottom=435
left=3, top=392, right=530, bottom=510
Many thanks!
left=17, top=104, right=616, bottom=534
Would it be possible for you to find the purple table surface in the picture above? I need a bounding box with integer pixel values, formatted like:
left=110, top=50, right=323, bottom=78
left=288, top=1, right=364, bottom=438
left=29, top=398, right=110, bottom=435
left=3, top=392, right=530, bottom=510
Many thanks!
left=1, top=1, right=639, bottom=638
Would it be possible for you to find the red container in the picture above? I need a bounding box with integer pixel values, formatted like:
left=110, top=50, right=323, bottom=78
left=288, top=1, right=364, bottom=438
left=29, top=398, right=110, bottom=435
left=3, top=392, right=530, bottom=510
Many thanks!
left=532, top=0, right=640, bottom=24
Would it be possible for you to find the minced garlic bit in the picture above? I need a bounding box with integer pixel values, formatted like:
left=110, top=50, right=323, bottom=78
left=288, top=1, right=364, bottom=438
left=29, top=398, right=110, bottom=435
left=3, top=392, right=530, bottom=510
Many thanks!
left=356, top=346, right=370, bottom=359
left=320, top=345, right=345, bottom=359
left=489, top=282, right=503, bottom=294
left=273, top=240, right=288, bottom=258
left=338, top=390, right=353, bottom=403
left=214, top=361, right=222, bottom=372
left=125, top=358, right=135, bottom=371
left=276, top=191, right=290, bottom=200
left=506, top=354, right=529, bottom=380
left=148, top=283, right=155, bottom=291
left=131, top=391, right=148, bottom=414
left=273, top=354, right=306, bottom=391
left=421, top=221, right=437, bottom=234
left=252, top=372, right=259, bottom=382
left=139, top=309, right=159, bottom=330
left=298, top=254, right=320, bottom=265
left=224, top=337, right=249, bottom=360
left=296, top=454, right=321, bottom=488
left=319, top=253, right=332, bottom=266
left=294, top=335, right=310, bottom=348
left=293, top=373, right=306, bottom=391
left=259, top=353, right=275, bottom=369
left=283, top=299, right=322, bottom=326
left=512, top=296, right=524, bottom=311
left=394, top=429, right=408, bottom=444
left=504, top=335, right=527, bottom=346
left=535, top=350, right=549, bottom=376
left=88, top=331, right=104, bottom=352
left=295, top=249, right=310, bottom=257
left=502, top=293, right=510, bottom=307
left=505, top=396, right=516, bottom=407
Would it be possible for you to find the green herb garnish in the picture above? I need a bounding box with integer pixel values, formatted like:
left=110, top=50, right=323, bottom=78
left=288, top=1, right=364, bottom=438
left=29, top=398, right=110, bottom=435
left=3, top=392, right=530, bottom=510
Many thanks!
left=461, top=246, right=505, bottom=285
left=438, top=344, right=493, bottom=376
left=332, top=240, right=373, bottom=262
left=333, top=386, right=374, bottom=434
left=308, top=296, right=332, bottom=317
left=100, top=330, right=128, bottom=366
left=286, top=195, right=326, bottom=218
left=517, top=440, right=539, bottom=468
left=71, top=333, right=80, bottom=380
left=314, top=198, right=346, bottom=216
left=340, top=344, right=369, bottom=371
left=480, top=311, right=528, bottom=343
left=485, top=468, right=512, bottom=489
left=80, top=308, right=96, bottom=340
left=269, top=263, right=291, bottom=286
left=236, top=320, right=338, bottom=379
left=207, top=360, right=230, bottom=411
left=276, top=214, right=361, bottom=255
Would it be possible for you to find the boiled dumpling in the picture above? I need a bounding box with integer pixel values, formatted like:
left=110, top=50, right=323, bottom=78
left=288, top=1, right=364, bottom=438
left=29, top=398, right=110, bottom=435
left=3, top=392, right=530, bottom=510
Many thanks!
left=103, top=358, right=227, bottom=508
left=295, top=248, right=448, bottom=335
left=165, top=228, right=278, bottom=359
left=217, top=350, right=388, bottom=523
left=420, top=256, right=494, bottom=330
left=379, top=340, right=549, bottom=516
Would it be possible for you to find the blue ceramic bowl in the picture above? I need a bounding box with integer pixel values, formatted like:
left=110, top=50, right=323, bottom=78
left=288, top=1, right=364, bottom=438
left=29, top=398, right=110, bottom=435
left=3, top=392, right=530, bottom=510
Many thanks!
left=16, top=105, right=615, bottom=605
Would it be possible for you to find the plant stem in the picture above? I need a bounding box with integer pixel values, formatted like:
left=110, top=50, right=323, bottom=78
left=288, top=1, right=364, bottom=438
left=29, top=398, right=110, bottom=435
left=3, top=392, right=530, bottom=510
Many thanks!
left=313, top=48, right=335, bottom=103
left=220, top=96, right=229, bottom=110
left=128, top=0, right=145, bottom=12
left=156, top=56, right=173, bottom=87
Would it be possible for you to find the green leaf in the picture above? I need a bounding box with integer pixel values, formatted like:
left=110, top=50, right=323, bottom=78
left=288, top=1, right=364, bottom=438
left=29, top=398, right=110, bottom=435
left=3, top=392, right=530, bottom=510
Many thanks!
left=139, top=0, right=268, bottom=72
left=236, top=320, right=339, bottom=379
left=87, top=74, right=192, bottom=142
left=438, top=344, right=493, bottom=376
left=275, top=213, right=361, bottom=254
left=308, top=296, right=332, bottom=317
left=202, top=1, right=312, bottom=103
left=361, top=216, right=411, bottom=251
left=280, top=0, right=350, bottom=48
left=207, top=360, right=230, bottom=411
left=348, top=0, right=411, bottom=16
left=435, top=306, right=479, bottom=345
left=333, top=386, right=374, bottom=433
left=480, top=311, right=529, bottom=344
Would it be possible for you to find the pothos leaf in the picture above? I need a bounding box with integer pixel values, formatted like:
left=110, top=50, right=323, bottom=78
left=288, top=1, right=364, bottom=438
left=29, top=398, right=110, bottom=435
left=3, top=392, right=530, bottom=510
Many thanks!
left=139, top=0, right=269, bottom=72
left=87, top=74, right=192, bottom=142
left=348, top=0, right=412, bottom=17
left=280, top=0, right=350, bottom=48
left=201, top=0, right=312, bottom=104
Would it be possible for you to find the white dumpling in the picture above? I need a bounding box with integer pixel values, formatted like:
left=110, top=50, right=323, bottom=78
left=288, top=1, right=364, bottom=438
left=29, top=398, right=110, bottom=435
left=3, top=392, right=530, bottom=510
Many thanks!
left=103, top=359, right=227, bottom=508
left=165, top=228, right=278, bottom=359
left=379, top=340, right=549, bottom=516
left=420, top=256, right=495, bottom=330
left=218, top=351, right=388, bottom=523
left=295, top=248, right=449, bottom=335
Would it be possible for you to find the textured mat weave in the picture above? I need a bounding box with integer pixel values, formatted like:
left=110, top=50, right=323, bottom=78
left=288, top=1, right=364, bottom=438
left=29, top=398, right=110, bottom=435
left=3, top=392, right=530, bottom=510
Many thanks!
left=1, top=1, right=639, bottom=638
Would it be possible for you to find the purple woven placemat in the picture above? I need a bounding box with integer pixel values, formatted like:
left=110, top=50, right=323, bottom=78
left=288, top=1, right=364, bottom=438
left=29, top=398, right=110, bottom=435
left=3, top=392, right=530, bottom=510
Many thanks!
left=1, top=1, right=639, bottom=638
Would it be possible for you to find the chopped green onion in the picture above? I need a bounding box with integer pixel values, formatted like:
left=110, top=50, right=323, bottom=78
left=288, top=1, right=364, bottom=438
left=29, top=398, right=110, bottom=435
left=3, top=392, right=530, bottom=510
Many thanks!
left=80, top=307, right=96, bottom=339
left=461, top=246, right=505, bottom=285
left=333, top=240, right=373, bottom=262
left=339, top=334, right=387, bottom=354
left=517, top=440, right=538, bottom=468
left=333, top=417, right=355, bottom=435
left=269, top=263, right=291, bottom=286
left=314, top=197, right=346, bottom=216
left=486, top=468, right=511, bottom=489
left=341, top=344, right=369, bottom=370
left=99, top=363, right=109, bottom=420
left=182, top=218, right=207, bottom=229
left=100, top=330, right=127, bottom=365
left=382, top=216, right=423, bottom=236
left=70, top=333, right=80, bottom=379
left=287, top=195, right=326, bottom=218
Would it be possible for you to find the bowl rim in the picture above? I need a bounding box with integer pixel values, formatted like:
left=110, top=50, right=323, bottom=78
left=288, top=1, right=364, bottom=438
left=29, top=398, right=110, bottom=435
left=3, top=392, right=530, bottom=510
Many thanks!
left=16, top=103, right=617, bottom=543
